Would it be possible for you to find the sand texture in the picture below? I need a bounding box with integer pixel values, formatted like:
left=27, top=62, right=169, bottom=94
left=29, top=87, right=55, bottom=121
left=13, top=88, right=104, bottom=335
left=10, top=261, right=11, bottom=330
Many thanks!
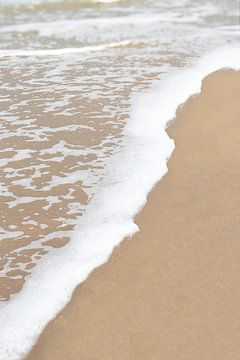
left=26, top=70, right=240, bottom=360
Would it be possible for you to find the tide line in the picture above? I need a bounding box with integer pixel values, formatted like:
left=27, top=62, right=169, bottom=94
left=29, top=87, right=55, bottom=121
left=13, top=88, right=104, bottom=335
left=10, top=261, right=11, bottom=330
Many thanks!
left=0, top=40, right=138, bottom=58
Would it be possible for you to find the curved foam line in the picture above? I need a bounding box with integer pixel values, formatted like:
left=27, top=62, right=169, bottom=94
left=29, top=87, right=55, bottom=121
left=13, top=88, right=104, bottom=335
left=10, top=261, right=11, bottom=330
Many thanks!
left=0, top=40, right=137, bottom=57
left=0, top=45, right=239, bottom=360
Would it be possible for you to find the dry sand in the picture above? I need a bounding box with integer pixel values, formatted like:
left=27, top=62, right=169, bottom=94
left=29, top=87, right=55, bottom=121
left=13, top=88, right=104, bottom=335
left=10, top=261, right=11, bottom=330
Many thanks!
left=26, top=70, right=240, bottom=360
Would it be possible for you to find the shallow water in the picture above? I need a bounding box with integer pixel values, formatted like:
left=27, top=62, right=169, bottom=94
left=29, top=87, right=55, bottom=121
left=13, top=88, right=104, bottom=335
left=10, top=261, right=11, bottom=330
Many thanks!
left=0, top=0, right=238, bottom=301
left=0, top=1, right=239, bottom=358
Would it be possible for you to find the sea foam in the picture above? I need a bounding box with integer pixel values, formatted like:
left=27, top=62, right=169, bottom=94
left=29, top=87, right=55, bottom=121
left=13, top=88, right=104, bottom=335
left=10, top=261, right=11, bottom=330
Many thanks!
left=0, top=45, right=239, bottom=360
left=0, top=40, right=139, bottom=57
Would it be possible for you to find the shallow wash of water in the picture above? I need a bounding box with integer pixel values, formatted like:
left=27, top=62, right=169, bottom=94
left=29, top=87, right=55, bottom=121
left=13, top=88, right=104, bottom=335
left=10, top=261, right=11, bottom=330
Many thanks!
left=0, top=1, right=239, bottom=358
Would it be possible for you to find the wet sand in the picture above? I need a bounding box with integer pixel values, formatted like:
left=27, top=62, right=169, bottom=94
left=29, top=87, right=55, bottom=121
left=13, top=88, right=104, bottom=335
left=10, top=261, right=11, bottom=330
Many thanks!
left=26, top=70, right=240, bottom=360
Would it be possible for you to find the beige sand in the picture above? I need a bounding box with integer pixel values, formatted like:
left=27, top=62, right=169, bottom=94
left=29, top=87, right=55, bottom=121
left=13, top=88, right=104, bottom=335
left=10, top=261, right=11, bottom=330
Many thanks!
left=26, top=70, right=240, bottom=360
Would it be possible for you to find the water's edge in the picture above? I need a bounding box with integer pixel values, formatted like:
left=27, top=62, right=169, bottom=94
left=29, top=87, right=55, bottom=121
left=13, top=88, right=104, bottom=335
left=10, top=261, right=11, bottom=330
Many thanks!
left=0, top=45, right=239, bottom=360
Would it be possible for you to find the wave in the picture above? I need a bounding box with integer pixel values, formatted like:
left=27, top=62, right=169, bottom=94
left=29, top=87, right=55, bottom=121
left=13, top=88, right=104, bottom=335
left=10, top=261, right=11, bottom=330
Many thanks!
left=0, top=10, right=216, bottom=36
left=0, top=44, right=239, bottom=360
left=0, top=40, right=142, bottom=58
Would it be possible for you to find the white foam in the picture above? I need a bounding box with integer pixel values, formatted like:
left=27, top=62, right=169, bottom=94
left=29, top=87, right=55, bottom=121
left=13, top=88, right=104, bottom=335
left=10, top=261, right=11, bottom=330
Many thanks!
left=0, top=10, right=215, bottom=37
left=0, top=45, right=239, bottom=360
left=0, top=40, right=138, bottom=58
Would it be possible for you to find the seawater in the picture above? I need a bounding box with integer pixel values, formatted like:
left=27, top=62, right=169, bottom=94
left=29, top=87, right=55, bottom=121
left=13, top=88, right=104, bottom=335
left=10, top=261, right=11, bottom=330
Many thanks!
left=0, top=0, right=239, bottom=359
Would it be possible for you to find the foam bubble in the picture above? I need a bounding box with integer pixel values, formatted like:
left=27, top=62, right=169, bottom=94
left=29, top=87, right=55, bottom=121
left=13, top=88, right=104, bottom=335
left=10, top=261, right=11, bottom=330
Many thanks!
left=0, top=44, right=239, bottom=360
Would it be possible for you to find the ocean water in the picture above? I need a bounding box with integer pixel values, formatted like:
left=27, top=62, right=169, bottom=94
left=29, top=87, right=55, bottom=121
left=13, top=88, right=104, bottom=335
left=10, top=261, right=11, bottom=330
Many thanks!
left=0, top=0, right=239, bottom=359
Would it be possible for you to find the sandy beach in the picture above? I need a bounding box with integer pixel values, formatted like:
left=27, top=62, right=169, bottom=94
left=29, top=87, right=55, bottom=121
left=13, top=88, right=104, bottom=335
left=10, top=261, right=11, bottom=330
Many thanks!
left=24, top=70, right=240, bottom=359
left=1, top=2, right=239, bottom=359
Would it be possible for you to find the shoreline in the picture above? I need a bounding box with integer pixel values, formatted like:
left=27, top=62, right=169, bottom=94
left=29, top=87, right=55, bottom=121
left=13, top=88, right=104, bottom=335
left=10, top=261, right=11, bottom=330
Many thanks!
left=2, top=48, right=240, bottom=360
left=26, top=70, right=240, bottom=359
